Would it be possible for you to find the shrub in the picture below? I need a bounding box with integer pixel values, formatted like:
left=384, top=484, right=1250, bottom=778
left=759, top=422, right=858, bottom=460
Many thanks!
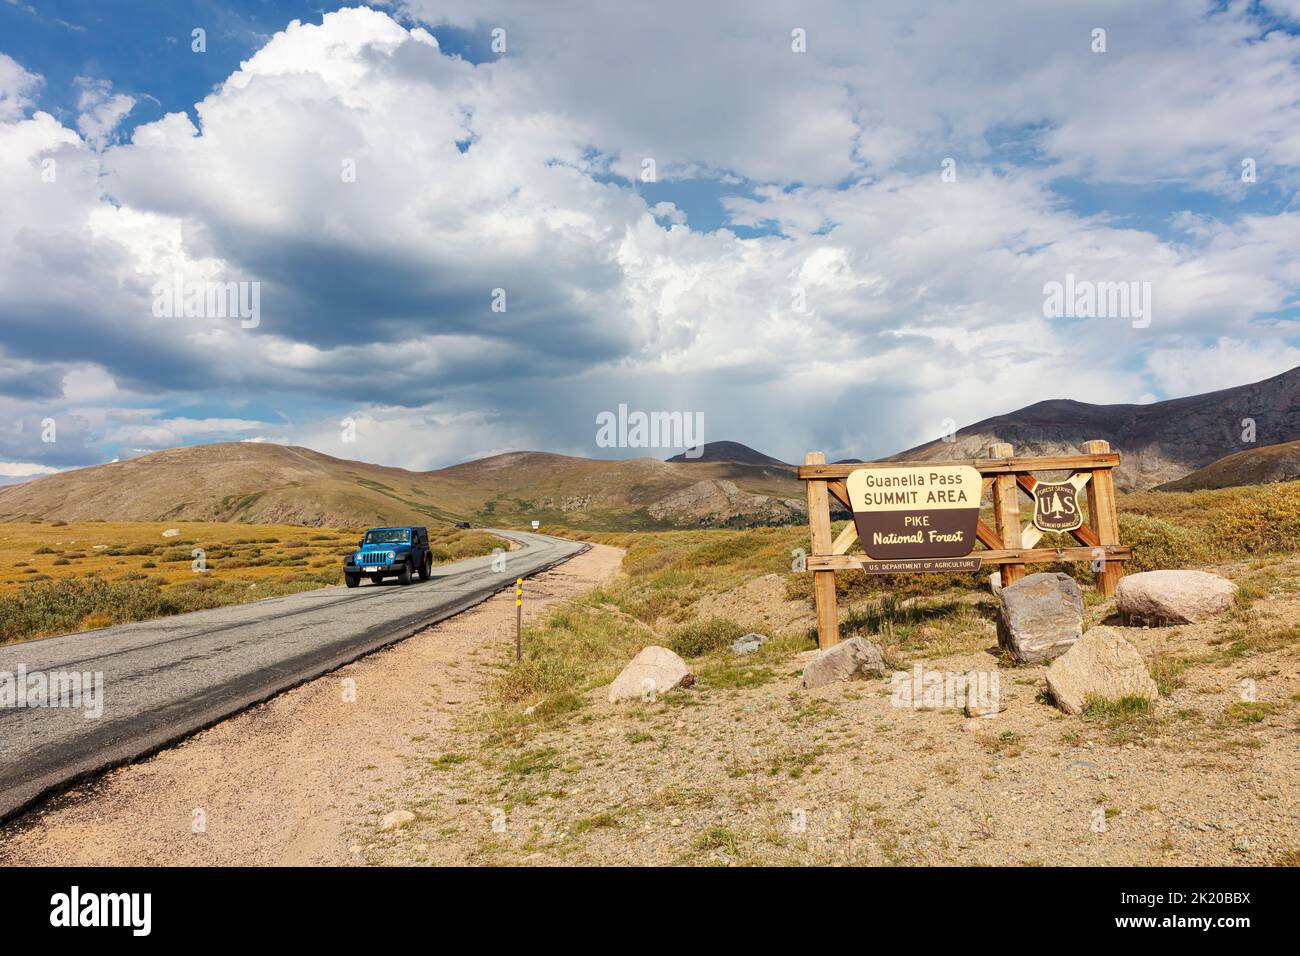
left=667, top=616, right=745, bottom=657
left=1208, top=483, right=1300, bottom=554
left=1118, top=513, right=1211, bottom=572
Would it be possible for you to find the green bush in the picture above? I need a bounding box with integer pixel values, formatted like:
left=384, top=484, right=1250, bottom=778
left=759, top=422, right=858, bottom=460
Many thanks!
left=667, top=616, right=746, bottom=657
left=1119, top=513, right=1212, bottom=572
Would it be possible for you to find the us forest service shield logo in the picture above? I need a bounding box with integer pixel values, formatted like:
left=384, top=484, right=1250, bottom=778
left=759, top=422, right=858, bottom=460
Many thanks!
left=846, top=465, right=982, bottom=561
left=1032, top=480, right=1083, bottom=533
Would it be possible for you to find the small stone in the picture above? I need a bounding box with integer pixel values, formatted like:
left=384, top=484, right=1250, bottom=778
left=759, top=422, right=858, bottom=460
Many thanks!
left=380, top=809, right=416, bottom=831
left=802, top=637, right=886, bottom=689
left=731, top=632, right=768, bottom=655
left=162, top=528, right=180, bottom=537
left=965, top=697, right=1006, bottom=718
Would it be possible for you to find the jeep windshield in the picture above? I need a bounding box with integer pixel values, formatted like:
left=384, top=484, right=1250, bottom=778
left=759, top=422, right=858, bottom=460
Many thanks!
left=363, top=529, right=410, bottom=545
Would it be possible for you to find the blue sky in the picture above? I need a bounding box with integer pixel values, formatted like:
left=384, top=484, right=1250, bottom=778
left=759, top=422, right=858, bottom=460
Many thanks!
left=2, top=0, right=1300, bottom=476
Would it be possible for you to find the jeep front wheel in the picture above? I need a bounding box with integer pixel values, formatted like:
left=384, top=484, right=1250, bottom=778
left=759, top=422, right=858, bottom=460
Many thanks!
left=345, top=575, right=359, bottom=589
left=397, top=561, right=412, bottom=585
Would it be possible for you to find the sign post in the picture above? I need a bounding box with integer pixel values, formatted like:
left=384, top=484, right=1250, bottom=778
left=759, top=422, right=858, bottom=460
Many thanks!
left=798, top=442, right=1131, bottom=650
left=515, top=577, right=523, bottom=661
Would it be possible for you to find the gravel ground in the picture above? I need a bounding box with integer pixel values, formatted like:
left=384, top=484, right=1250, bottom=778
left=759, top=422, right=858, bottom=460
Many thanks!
left=361, top=565, right=1299, bottom=867
left=0, top=544, right=625, bottom=866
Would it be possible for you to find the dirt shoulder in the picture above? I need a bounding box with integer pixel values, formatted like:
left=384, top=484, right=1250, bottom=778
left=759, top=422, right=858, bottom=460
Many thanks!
left=0, top=544, right=624, bottom=866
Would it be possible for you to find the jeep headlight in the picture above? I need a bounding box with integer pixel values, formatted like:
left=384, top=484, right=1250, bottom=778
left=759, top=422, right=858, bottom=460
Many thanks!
left=386, top=551, right=395, bottom=562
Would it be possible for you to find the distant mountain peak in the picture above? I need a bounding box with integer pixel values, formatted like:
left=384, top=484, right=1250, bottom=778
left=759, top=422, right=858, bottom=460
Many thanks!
left=666, top=441, right=788, bottom=467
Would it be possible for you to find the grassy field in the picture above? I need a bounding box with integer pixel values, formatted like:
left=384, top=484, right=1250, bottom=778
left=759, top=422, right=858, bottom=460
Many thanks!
left=0, top=520, right=502, bottom=643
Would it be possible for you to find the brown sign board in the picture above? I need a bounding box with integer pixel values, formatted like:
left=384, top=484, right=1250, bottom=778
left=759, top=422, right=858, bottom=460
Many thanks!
left=846, top=465, right=982, bottom=561
left=1032, top=480, right=1083, bottom=532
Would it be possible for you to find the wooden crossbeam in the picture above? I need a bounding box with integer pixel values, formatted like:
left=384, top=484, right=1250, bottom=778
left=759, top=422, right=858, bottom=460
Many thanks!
left=830, top=521, right=858, bottom=555
left=975, top=518, right=1003, bottom=550
left=826, top=480, right=852, bottom=510
left=808, top=545, right=1131, bottom=572
left=797, top=452, right=1119, bottom=480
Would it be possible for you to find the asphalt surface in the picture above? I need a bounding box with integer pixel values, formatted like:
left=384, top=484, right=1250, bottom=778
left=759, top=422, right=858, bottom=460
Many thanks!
left=0, top=529, right=587, bottom=822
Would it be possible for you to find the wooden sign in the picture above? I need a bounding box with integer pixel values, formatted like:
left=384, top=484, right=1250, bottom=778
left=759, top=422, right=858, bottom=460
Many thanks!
left=798, top=442, right=1131, bottom=652
left=1032, top=480, right=1083, bottom=532
left=846, top=465, right=982, bottom=560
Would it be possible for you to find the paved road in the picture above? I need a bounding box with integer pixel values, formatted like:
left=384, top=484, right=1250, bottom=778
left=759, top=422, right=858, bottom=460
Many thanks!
left=0, top=530, right=586, bottom=822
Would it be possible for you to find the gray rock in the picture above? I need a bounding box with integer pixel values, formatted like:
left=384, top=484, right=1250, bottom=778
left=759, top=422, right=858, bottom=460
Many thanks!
left=608, top=645, right=692, bottom=702
left=380, top=809, right=416, bottom=830
left=802, top=637, right=886, bottom=689
left=731, top=632, right=768, bottom=655
left=1115, top=570, right=1237, bottom=625
left=997, top=572, right=1083, bottom=664
left=1045, top=626, right=1159, bottom=715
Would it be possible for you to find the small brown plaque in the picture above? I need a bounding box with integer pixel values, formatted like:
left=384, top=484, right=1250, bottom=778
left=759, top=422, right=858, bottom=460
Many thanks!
left=859, top=557, right=982, bottom=574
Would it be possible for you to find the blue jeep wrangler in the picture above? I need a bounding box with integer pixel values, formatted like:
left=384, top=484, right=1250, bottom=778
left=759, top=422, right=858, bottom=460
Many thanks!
left=344, top=526, right=433, bottom=587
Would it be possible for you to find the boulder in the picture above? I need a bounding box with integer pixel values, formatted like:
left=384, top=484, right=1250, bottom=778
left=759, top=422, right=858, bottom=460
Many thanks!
left=802, top=637, right=886, bottom=690
left=1045, top=626, right=1159, bottom=715
left=731, top=632, right=768, bottom=655
left=380, top=809, right=416, bottom=830
left=608, top=646, right=692, bottom=702
left=1115, top=570, right=1237, bottom=625
left=996, top=572, right=1083, bottom=664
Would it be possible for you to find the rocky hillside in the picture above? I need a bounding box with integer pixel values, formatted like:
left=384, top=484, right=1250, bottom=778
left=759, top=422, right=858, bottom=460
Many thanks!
left=0, top=442, right=805, bottom=531
left=889, top=366, right=1300, bottom=490
left=1156, top=440, right=1300, bottom=491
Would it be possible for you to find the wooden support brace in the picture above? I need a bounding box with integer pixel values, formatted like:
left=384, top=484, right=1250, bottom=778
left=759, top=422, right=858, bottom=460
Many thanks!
left=805, top=452, right=839, bottom=650
left=988, top=443, right=1025, bottom=588
left=1082, top=439, right=1124, bottom=596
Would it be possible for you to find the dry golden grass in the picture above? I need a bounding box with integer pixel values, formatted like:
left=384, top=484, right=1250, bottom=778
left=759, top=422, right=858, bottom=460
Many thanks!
left=0, top=520, right=360, bottom=596
left=0, top=521, right=506, bottom=643
left=0, top=520, right=502, bottom=597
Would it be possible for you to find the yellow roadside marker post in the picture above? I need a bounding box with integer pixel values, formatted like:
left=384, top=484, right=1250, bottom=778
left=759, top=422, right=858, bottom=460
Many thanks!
left=515, top=577, right=523, bottom=662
